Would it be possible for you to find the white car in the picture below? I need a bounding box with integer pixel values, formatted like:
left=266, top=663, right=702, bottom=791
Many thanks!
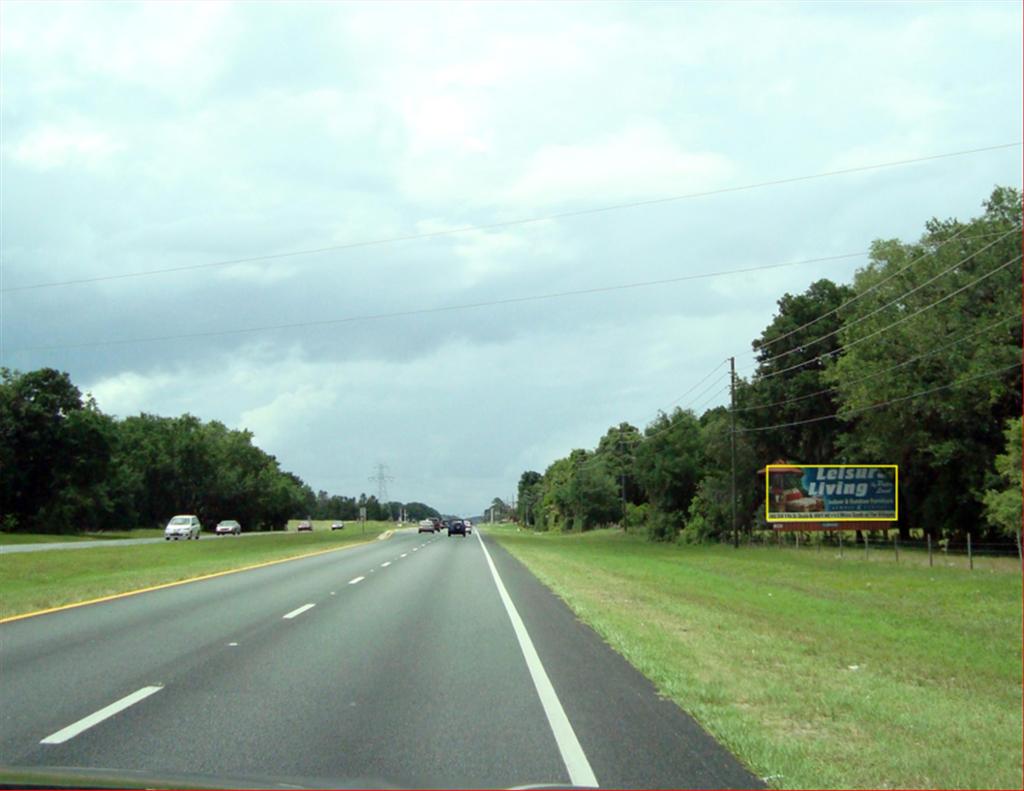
left=165, top=515, right=201, bottom=540
left=464, top=520, right=473, bottom=534
left=215, top=520, right=241, bottom=536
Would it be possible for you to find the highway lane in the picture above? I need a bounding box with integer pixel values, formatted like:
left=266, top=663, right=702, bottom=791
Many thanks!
left=0, top=528, right=762, bottom=789
left=0, top=530, right=323, bottom=554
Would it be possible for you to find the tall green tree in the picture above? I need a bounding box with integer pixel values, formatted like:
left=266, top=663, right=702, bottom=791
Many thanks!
left=830, top=187, right=1022, bottom=538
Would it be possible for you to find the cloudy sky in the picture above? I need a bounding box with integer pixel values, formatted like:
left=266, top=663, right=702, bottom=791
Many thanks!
left=2, top=1, right=1021, bottom=515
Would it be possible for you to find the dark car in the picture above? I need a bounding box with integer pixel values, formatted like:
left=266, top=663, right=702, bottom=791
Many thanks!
left=447, top=520, right=466, bottom=537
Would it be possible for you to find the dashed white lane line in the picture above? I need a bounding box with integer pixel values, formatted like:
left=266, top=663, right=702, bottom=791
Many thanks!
left=228, top=642, right=239, bottom=647
left=412, top=548, right=419, bottom=552
left=475, top=530, right=599, bottom=787
left=283, top=603, right=315, bottom=620
left=400, top=553, right=408, bottom=558
left=349, top=576, right=365, bottom=585
left=41, top=686, right=163, bottom=745
left=381, top=561, right=391, bottom=568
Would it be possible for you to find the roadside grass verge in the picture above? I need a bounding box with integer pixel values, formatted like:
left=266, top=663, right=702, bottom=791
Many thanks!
left=0, top=523, right=393, bottom=620
left=487, top=525, right=1023, bottom=790
left=0, top=533, right=100, bottom=544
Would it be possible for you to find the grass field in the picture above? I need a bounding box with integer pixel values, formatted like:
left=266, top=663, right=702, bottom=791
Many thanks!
left=487, top=525, right=1023, bottom=790
left=0, top=522, right=394, bottom=621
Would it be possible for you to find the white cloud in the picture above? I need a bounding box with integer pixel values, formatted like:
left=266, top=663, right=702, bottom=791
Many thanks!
left=502, top=124, right=735, bottom=210
left=8, top=125, right=120, bottom=170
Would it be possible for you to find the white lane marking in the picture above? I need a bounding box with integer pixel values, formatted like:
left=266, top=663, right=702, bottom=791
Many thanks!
left=412, top=548, right=418, bottom=552
left=400, top=553, right=408, bottom=558
left=330, top=591, right=336, bottom=596
left=475, top=530, right=599, bottom=788
left=381, top=561, right=391, bottom=568
left=228, top=642, right=239, bottom=647
left=41, top=686, right=163, bottom=745
left=349, top=576, right=365, bottom=585
left=283, top=603, right=315, bottom=619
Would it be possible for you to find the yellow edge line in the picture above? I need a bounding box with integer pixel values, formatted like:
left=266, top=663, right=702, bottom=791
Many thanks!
left=0, top=533, right=392, bottom=625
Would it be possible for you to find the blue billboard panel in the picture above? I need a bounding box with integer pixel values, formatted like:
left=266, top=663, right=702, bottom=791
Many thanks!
left=766, top=465, right=898, bottom=522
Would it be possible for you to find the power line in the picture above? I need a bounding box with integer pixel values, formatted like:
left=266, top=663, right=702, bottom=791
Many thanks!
left=745, top=228, right=1019, bottom=371
left=9, top=251, right=865, bottom=354
left=735, top=362, right=1021, bottom=433
left=4, top=142, right=1019, bottom=294
left=654, top=360, right=729, bottom=416
left=733, top=313, right=1020, bottom=413
left=748, top=225, right=1016, bottom=355
left=753, top=254, right=1021, bottom=383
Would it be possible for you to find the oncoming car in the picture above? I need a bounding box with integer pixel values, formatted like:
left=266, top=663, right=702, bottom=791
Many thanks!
left=296, top=521, right=314, bottom=532
left=331, top=521, right=345, bottom=530
left=215, top=520, right=241, bottom=536
left=165, top=515, right=201, bottom=540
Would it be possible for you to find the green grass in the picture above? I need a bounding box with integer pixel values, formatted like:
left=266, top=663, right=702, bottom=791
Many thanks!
left=0, top=522, right=395, bottom=620
left=487, top=525, right=1023, bottom=790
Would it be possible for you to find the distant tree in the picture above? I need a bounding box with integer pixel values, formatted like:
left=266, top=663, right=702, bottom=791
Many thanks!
left=634, top=409, right=704, bottom=540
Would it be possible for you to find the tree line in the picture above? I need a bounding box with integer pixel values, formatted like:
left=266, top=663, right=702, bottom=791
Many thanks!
left=0, top=369, right=439, bottom=534
left=516, top=187, right=1023, bottom=543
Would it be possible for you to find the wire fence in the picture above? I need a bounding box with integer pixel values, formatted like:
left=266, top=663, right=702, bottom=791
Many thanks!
left=736, top=529, right=1023, bottom=571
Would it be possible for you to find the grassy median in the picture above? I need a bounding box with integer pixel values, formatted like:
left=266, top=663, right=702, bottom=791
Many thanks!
left=487, top=525, right=1023, bottom=790
left=0, top=522, right=393, bottom=620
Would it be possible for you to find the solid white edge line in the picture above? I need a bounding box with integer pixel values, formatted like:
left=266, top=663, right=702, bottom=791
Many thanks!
left=474, top=530, right=599, bottom=788
left=40, top=686, right=163, bottom=745
left=348, top=576, right=365, bottom=584
left=282, top=603, right=316, bottom=619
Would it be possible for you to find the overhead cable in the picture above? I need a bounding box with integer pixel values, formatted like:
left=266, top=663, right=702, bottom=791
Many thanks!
left=4, top=142, right=1019, bottom=293
left=733, top=313, right=1020, bottom=413
left=746, top=228, right=1019, bottom=370
left=753, top=254, right=1021, bottom=382
left=8, top=252, right=864, bottom=353
left=735, top=362, right=1021, bottom=433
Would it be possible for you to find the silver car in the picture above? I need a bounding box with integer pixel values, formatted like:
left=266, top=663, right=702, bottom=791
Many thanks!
left=165, top=515, right=201, bottom=540
left=215, top=520, right=241, bottom=536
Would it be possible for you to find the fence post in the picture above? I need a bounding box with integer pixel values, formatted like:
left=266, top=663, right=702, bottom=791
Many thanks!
left=894, top=534, right=899, bottom=564
left=967, top=533, right=973, bottom=570
left=927, top=534, right=933, bottom=567
left=796, top=532, right=801, bottom=550
left=839, top=531, right=844, bottom=558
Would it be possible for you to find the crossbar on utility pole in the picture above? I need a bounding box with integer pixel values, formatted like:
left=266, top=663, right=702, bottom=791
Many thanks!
left=730, top=356, right=738, bottom=549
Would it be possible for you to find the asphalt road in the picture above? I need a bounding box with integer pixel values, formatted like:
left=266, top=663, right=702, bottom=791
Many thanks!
left=0, top=528, right=763, bottom=789
left=0, top=531, right=295, bottom=554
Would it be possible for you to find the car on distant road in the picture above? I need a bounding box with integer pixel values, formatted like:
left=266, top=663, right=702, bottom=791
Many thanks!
left=165, top=515, right=201, bottom=541
left=215, top=520, right=241, bottom=536
left=418, top=519, right=435, bottom=533
left=448, top=520, right=466, bottom=537
left=296, top=521, right=313, bottom=532
left=331, top=521, right=345, bottom=530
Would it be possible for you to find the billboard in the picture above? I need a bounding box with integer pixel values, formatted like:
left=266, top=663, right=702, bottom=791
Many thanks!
left=765, top=464, right=898, bottom=522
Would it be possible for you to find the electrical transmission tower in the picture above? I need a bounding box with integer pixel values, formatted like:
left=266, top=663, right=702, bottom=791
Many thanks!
left=369, top=463, right=395, bottom=519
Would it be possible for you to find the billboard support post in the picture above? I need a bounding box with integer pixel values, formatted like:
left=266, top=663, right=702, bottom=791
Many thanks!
left=894, top=534, right=899, bottom=564
left=968, top=534, right=973, bottom=570
left=865, top=532, right=869, bottom=560
left=928, top=534, right=933, bottom=567
left=839, top=531, right=844, bottom=558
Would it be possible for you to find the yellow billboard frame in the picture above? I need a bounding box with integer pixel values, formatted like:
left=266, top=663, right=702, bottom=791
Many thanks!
left=764, top=464, right=899, bottom=522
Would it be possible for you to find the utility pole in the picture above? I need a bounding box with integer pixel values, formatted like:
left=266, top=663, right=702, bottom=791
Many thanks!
left=730, top=356, right=738, bottom=549
left=369, top=463, right=394, bottom=520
